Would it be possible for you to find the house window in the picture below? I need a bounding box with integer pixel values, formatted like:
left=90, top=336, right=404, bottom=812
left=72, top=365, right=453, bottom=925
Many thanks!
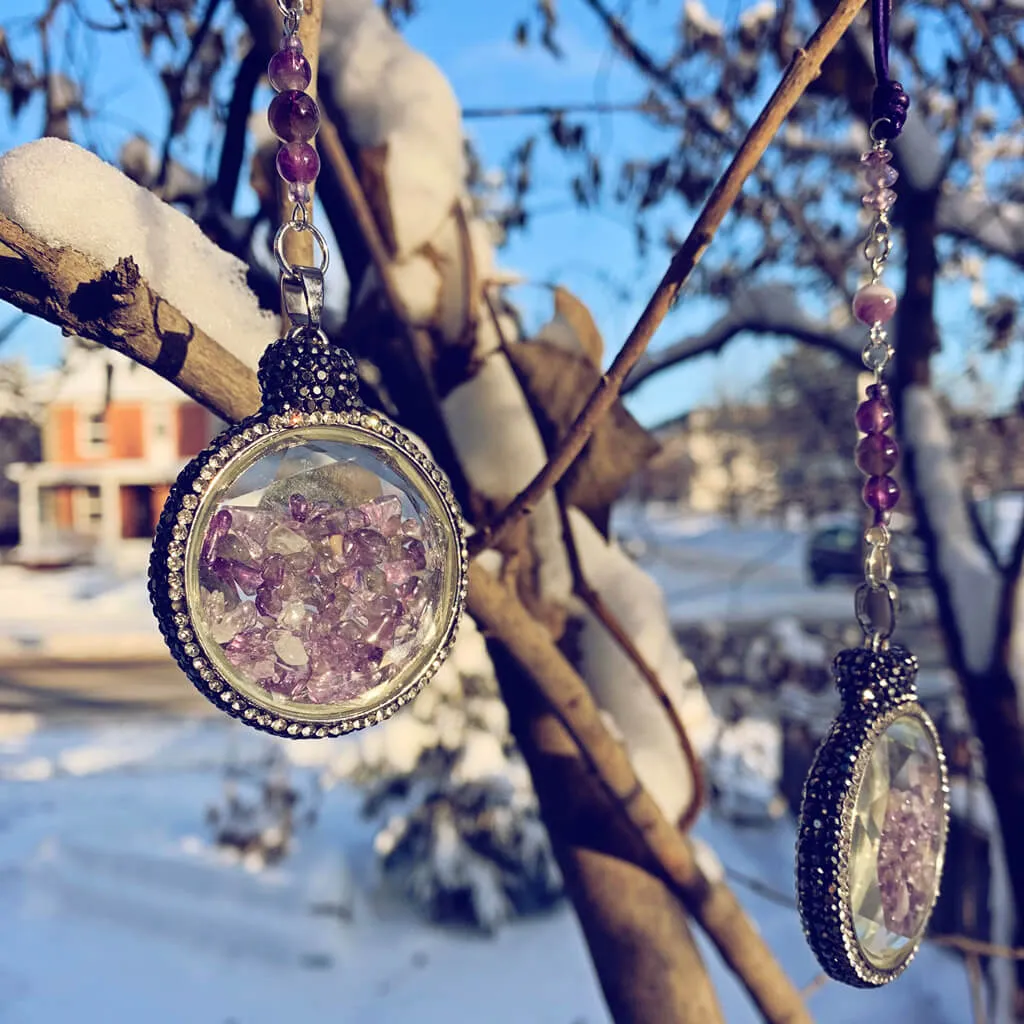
left=72, top=485, right=104, bottom=535
left=83, top=412, right=108, bottom=454
left=84, top=485, right=103, bottom=525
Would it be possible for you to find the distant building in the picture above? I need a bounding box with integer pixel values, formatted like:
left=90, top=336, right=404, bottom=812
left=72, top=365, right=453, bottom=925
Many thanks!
left=7, top=346, right=219, bottom=566
left=633, top=407, right=782, bottom=519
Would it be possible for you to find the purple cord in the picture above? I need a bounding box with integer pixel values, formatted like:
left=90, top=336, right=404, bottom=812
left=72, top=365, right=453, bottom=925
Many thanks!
left=871, top=0, right=909, bottom=138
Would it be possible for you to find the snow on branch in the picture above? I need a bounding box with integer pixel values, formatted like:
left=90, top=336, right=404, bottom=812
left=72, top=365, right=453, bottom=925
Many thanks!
left=0, top=212, right=261, bottom=422
left=623, top=284, right=863, bottom=394
left=0, top=139, right=277, bottom=367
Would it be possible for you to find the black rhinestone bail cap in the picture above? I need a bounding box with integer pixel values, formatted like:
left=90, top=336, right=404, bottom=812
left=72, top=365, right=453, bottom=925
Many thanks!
left=833, top=644, right=919, bottom=713
left=257, top=332, right=361, bottom=414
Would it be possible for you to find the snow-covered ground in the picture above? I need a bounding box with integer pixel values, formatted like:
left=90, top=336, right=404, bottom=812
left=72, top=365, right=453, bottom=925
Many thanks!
left=0, top=565, right=160, bottom=661
left=0, top=713, right=973, bottom=1023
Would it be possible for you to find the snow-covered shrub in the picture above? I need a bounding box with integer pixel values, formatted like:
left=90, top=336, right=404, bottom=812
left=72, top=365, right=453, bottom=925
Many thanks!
left=207, top=747, right=320, bottom=872
left=330, top=616, right=562, bottom=931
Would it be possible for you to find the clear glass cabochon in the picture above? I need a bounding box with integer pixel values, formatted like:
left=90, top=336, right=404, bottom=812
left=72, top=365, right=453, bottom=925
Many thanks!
left=183, top=425, right=462, bottom=723
left=847, top=711, right=947, bottom=970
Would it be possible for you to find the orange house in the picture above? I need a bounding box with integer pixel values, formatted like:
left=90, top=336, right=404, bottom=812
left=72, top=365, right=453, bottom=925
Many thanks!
left=8, top=348, right=220, bottom=565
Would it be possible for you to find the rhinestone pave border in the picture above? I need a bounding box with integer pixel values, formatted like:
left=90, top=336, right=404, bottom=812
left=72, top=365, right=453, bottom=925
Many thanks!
left=149, top=409, right=469, bottom=739
left=796, top=647, right=950, bottom=987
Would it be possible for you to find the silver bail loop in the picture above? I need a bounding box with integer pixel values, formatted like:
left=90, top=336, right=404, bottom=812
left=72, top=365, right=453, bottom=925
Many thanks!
left=281, top=265, right=324, bottom=332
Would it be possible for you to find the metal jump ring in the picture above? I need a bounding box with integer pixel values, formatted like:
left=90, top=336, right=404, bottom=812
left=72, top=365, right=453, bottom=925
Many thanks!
left=869, top=119, right=892, bottom=144
left=855, top=580, right=899, bottom=649
left=274, top=220, right=330, bottom=278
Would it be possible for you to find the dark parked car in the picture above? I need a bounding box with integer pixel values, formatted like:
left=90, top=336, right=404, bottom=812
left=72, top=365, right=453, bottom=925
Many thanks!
left=806, top=522, right=927, bottom=586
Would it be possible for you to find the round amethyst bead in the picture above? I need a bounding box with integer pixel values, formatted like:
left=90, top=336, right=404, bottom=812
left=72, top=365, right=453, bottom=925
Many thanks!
left=856, top=433, right=899, bottom=475
left=864, top=474, right=901, bottom=512
left=268, top=49, right=312, bottom=92
left=855, top=392, right=894, bottom=435
left=277, top=142, right=320, bottom=184
left=852, top=283, right=898, bottom=326
left=268, top=90, right=320, bottom=143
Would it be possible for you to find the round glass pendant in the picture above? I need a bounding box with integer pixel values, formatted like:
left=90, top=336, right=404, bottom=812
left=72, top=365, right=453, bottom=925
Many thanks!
left=796, top=646, right=949, bottom=986
left=150, top=334, right=467, bottom=737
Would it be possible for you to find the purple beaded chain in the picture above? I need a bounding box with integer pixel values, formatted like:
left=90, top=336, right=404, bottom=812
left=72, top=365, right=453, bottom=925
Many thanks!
left=852, top=146, right=900, bottom=526
left=268, top=28, right=320, bottom=206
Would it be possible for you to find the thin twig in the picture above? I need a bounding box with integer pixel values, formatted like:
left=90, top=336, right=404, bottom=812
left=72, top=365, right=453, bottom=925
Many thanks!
left=156, top=0, right=223, bottom=189
left=799, top=973, right=829, bottom=999
left=469, top=0, right=871, bottom=558
left=956, top=0, right=1024, bottom=115
left=557, top=500, right=707, bottom=831
left=724, top=857, right=1024, bottom=962
left=462, top=100, right=655, bottom=119
left=932, top=934, right=1024, bottom=961
left=215, top=45, right=263, bottom=212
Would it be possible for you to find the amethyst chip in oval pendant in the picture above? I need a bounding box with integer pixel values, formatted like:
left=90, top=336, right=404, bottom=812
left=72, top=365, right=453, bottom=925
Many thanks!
left=796, top=646, right=949, bottom=987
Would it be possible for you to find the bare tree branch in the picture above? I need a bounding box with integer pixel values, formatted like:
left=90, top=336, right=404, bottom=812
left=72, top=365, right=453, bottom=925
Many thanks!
left=623, top=284, right=863, bottom=394
left=956, top=0, right=1024, bottom=114
left=463, top=100, right=655, bottom=119
left=214, top=45, right=263, bottom=212
left=0, top=211, right=260, bottom=420
left=469, top=0, right=871, bottom=557
left=156, top=0, right=224, bottom=189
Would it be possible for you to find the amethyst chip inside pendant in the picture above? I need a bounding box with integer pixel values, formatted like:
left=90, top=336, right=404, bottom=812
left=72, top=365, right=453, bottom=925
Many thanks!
left=150, top=333, right=467, bottom=737
left=796, top=646, right=949, bottom=986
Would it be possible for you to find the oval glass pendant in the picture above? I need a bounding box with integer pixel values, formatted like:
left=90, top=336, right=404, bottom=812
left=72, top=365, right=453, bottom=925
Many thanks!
left=150, top=334, right=468, bottom=737
left=796, top=646, right=949, bottom=986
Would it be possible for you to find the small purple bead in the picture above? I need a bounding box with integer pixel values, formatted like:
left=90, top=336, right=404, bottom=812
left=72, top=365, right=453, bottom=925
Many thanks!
left=862, top=188, right=897, bottom=211
left=860, top=149, right=893, bottom=168
left=280, top=33, right=303, bottom=52
left=268, top=48, right=312, bottom=92
left=864, top=475, right=901, bottom=512
left=268, top=90, right=320, bottom=143
left=276, top=141, right=320, bottom=184
left=856, top=433, right=899, bottom=475
left=855, top=394, right=895, bottom=435
left=863, top=163, right=898, bottom=189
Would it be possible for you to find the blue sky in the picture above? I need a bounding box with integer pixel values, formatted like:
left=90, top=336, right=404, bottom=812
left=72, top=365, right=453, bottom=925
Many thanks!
left=0, top=0, right=1019, bottom=424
